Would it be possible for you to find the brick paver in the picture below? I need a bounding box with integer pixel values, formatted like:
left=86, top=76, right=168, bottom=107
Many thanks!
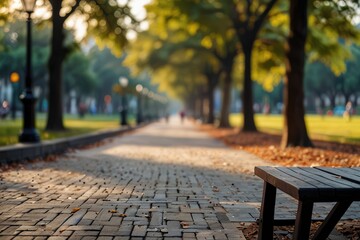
left=0, top=117, right=359, bottom=239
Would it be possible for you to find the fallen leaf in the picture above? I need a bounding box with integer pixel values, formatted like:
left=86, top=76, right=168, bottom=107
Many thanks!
left=71, top=208, right=80, bottom=213
left=181, top=222, right=190, bottom=229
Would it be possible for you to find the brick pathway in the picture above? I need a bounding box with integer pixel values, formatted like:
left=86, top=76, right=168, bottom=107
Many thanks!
left=0, top=117, right=358, bottom=239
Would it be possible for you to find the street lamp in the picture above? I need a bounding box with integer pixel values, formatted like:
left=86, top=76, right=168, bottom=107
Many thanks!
left=119, top=77, right=128, bottom=126
left=10, top=72, right=20, bottom=120
left=135, top=84, right=143, bottom=124
left=19, top=0, right=40, bottom=143
left=142, top=87, right=149, bottom=121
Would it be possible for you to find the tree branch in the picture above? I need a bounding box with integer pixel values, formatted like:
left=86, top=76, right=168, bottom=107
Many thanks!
left=253, top=0, right=278, bottom=35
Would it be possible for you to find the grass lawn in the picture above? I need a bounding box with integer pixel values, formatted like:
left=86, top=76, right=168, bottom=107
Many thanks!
left=0, top=113, right=135, bottom=146
left=229, top=114, right=360, bottom=144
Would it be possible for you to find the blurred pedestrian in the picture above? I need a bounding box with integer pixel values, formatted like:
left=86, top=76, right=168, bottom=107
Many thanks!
left=344, top=101, right=353, bottom=121
left=165, top=113, right=169, bottom=123
left=179, top=110, right=185, bottom=123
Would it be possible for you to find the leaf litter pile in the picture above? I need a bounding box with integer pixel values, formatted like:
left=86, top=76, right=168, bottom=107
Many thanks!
left=199, top=124, right=360, bottom=239
left=200, top=125, right=359, bottom=167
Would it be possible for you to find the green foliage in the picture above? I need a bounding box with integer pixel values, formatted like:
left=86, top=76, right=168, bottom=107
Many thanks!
left=305, top=44, right=360, bottom=102
left=125, top=2, right=212, bottom=100
left=306, top=0, right=360, bottom=74
left=126, top=0, right=242, bottom=105
left=65, top=0, right=139, bottom=56
left=63, top=51, right=98, bottom=95
left=0, top=21, right=49, bottom=85
left=305, top=61, right=339, bottom=97
left=89, top=46, right=130, bottom=97
left=343, top=45, right=360, bottom=95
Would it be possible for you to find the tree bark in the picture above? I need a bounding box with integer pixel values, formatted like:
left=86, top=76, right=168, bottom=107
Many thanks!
left=242, top=44, right=257, bottom=131
left=206, top=76, right=215, bottom=124
left=231, top=0, right=277, bottom=132
left=218, top=69, right=232, bottom=128
left=194, top=89, right=204, bottom=120
left=46, top=1, right=65, bottom=130
left=281, top=0, right=313, bottom=148
left=205, top=72, right=218, bottom=124
left=328, top=92, right=336, bottom=109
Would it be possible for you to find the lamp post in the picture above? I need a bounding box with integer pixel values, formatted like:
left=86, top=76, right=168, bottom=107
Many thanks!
left=19, top=0, right=40, bottom=143
left=119, top=77, right=128, bottom=126
left=142, top=87, right=149, bottom=121
left=10, top=72, right=20, bottom=120
left=135, top=84, right=143, bottom=124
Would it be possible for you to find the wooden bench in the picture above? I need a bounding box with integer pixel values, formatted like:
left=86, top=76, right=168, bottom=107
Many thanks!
left=254, top=166, right=360, bottom=240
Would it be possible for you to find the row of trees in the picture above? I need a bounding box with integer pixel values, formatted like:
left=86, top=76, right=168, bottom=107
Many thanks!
left=0, top=22, right=109, bottom=112
left=305, top=45, right=360, bottom=110
left=255, top=43, right=360, bottom=115
left=0, top=21, right=161, bottom=118
left=125, top=0, right=360, bottom=147
left=1, top=0, right=359, bottom=148
left=2, top=0, right=142, bottom=130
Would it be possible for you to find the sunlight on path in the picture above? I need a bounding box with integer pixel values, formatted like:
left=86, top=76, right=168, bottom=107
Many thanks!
left=0, top=117, right=358, bottom=239
left=75, top=116, right=269, bottom=175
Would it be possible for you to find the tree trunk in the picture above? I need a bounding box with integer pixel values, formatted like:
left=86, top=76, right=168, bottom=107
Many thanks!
left=194, top=91, right=202, bottom=120
left=344, top=93, right=351, bottom=105
left=328, top=92, right=336, bottom=109
left=242, top=45, right=257, bottom=132
left=281, top=0, right=313, bottom=148
left=198, top=89, right=205, bottom=121
left=353, top=95, right=358, bottom=108
left=186, top=94, right=196, bottom=118
left=218, top=70, right=232, bottom=128
left=46, top=3, right=65, bottom=131
left=206, top=74, right=216, bottom=124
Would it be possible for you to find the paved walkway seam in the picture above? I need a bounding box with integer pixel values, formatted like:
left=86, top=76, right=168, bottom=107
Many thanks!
left=0, top=124, right=145, bottom=165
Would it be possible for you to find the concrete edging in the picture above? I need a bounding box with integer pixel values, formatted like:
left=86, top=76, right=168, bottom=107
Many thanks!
left=0, top=124, right=145, bottom=165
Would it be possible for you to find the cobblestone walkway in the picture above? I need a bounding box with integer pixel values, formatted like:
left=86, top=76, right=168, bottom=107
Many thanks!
left=0, top=118, right=359, bottom=239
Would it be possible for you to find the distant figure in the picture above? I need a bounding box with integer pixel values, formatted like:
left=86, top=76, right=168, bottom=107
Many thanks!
left=78, top=103, right=87, bottom=118
left=179, top=110, right=185, bottom=123
left=165, top=113, right=169, bottom=123
left=344, top=101, right=353, bottom=121
left=263, top=103, right=270, bottom=115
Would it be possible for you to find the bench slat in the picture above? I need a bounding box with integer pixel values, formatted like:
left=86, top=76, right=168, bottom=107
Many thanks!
left=316, top=167, right=360, bottom=185
left=300, top=168, right=357, bottom=188
left=286, top=168, right=349, bottom=189
left=299, top=168, right=360, bottom=201
left=255, top=167, right=319, bottom=200
left=275, top=167, right=360, bottom=201
left=255, top=166, right=360, bottom=201
left=256, top=166, right=360, bottom=240
left=280, top=168, right=337, bottom=199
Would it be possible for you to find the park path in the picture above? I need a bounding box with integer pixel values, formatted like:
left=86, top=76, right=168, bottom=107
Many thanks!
left=0, top=117, right=358, bottom=239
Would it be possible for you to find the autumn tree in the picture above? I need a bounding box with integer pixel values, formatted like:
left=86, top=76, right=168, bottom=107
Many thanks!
left=281, top=0, right=312, bottom=147
left=228, top=0, right=278, bottom=131
left=1, top=0, right=139, bottom=130
left=281, top=0, right=360, bottom=147
left=45, top=0, right=139, bottom=130
left=125, top=1, right=238, bottom=126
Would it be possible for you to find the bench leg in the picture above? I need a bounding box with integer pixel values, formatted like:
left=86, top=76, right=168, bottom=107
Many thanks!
left=293, top=200, right=314, bottom=240
left=258, top=182, right=276, bottom=240
left=312, top=201, right=352, bottom=240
